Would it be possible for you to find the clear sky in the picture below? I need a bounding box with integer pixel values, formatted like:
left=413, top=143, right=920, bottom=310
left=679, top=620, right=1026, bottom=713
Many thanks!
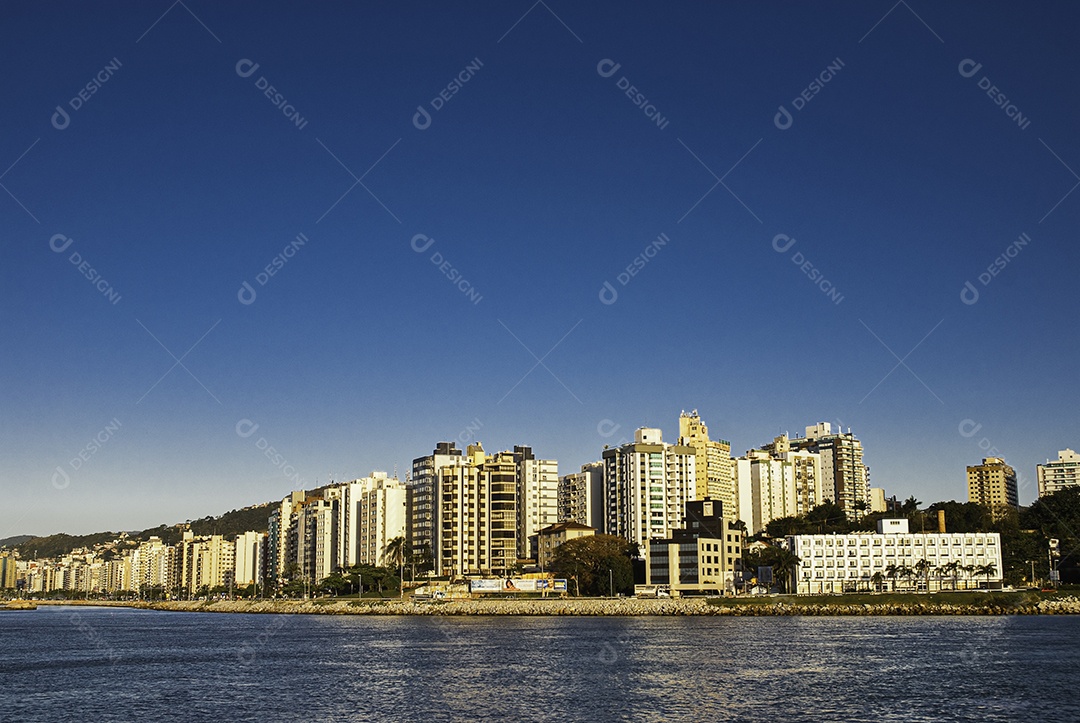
left=2, top=2, right=1077, bottom=536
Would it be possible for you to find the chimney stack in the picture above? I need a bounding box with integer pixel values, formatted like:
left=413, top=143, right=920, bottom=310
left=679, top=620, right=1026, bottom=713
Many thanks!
left=937, top=509, right=947, bottom=534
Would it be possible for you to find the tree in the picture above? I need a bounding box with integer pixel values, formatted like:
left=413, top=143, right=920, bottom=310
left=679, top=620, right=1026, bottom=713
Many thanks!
left=742, top=544, right=801, bottom=593
left=899, top=565, right=917, bottom=591
left=962, top=564, right=976, bottom=590
left=806, top=502, right=852, bottom=534
left=384, top=536, right=407, bottom=595
left=549, top=534, right=637, bottom=596
left=914, top=559, right=931, bottom=593
left=871, top=571, right=884, bottom=593
left=975, top=563, right=997, bottom=590
left=924, top=501, right=993, bottom=533
left=885, top=563, right=898, bottom=592
left=770, top=547, right=802, bottom=593
left=940, top=561, right=960, bottom=591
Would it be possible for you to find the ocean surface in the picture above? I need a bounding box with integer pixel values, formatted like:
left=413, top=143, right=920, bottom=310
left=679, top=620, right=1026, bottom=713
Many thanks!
left=2, top=605, right=1079, bottom=722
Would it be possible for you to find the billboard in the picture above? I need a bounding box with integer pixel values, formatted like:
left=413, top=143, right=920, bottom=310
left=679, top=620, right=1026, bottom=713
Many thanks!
left=469, top=578, right=569, bottom=593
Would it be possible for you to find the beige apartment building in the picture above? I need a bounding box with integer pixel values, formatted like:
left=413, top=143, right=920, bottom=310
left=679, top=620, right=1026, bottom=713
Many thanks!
left=678, top=410, right=736, bottom=520
left=967, top=457, right=1019, bottom=518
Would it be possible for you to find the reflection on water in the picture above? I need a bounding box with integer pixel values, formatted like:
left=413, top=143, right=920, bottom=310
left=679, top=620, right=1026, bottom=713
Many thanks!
left=1, top=606, right=1078, bottom=722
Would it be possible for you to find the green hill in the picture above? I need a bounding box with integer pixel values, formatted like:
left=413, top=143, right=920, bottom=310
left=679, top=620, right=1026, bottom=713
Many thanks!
left=0, top=535, right=34, bottom=549
left=12, top=501, right=276, bottom=560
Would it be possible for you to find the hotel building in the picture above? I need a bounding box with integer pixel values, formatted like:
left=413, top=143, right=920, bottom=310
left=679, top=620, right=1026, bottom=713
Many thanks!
left=787, top=518, right=1003, bottom=594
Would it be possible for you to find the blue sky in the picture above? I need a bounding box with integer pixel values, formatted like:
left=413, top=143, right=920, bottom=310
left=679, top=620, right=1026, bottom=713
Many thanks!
left=2, top=2, right=1077, bottom=535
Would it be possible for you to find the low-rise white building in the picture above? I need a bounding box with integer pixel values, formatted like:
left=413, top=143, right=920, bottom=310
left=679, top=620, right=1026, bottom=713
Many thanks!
left=786, top=518, right=1003, bottom=594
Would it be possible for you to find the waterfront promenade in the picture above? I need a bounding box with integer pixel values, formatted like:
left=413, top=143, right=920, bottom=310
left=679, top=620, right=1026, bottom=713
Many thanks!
left=20, top=591, right=1080, bottom=616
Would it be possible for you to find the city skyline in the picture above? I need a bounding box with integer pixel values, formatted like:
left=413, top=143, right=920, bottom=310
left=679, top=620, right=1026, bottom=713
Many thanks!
left=3, top=2, right=1078, bottom=536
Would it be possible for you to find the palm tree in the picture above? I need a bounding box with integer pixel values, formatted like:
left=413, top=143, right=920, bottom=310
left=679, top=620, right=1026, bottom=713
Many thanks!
left=914, top=559, right=931, bottom=593
left=975, top=563, right=997, bottom=590
left=897, top=565, right=915, bottom=592
left=885, top=563, right=898, bottom=592
left=962, top=564, right=976, bottom=590
left=871, top=572, right=884, bottom=593
left=941, top=561, right=960, bottom=591
left=384, top=536, right=407, bottom=597
left=770, top=548, right=802, bottom=594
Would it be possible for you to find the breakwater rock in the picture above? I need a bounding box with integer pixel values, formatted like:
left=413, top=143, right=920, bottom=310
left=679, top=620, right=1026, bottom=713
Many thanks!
left=106, top=595, right=1080, bottom=616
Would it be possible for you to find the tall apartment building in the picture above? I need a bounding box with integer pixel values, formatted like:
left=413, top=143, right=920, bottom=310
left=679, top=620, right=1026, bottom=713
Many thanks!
left=354, top=473, right=407, bottom=567
left=764, top=423, right=868, bottom=516
left=514, top=445, right=559, bottom=559
left=267, top=490, right=306, bottom=582
left=735, top=439, right=824, bottom=534
left=328, top=472, right=407, bottom=568
left=602, top=427, right=697, bottom=547
left=409, top=442, right=463, bottom=569
left=558, top=461, right=605, bottom=529
left=179, top=532, right=235, bottom=595
left=295, top=498, right=337, bottom=584
left=234, top=531, right=265, bottom=587
left=967, top=457, right=1019, bottom=518
left=132, top=536, right=176, bottom=593
left=434, top=444, right=520, bottom=577
left=1038, top=449, right=1080, bottom=497
left=0, top=552, right=17, bottom=589
left=678, top=410, right=736, bottom=519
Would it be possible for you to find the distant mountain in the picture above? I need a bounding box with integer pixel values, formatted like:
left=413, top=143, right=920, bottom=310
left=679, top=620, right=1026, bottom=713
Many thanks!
left=0, top=535, right=34, bottom=549
left=11, top=500, right=278, bottom=560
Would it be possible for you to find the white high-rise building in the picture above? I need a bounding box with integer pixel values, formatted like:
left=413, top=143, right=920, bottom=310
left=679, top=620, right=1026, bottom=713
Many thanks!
left=331, top=472, right=407, bottom=568
left=234, top=530, right=265, bottom=587
left=735, top=439, right=823, bottom=534
left=268, top=490, right=306, bottom=581
left=1038, top=449, right=1080, bottom=497
left=354, top=472, right=407, bottom=567
left=602, top=428, right=696, bottom=547
left=514, top=446, right=559, bottom=559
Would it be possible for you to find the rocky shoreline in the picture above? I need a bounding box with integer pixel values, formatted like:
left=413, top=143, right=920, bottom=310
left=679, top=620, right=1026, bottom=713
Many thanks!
left=28, top=595, right=1080, bottom=616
